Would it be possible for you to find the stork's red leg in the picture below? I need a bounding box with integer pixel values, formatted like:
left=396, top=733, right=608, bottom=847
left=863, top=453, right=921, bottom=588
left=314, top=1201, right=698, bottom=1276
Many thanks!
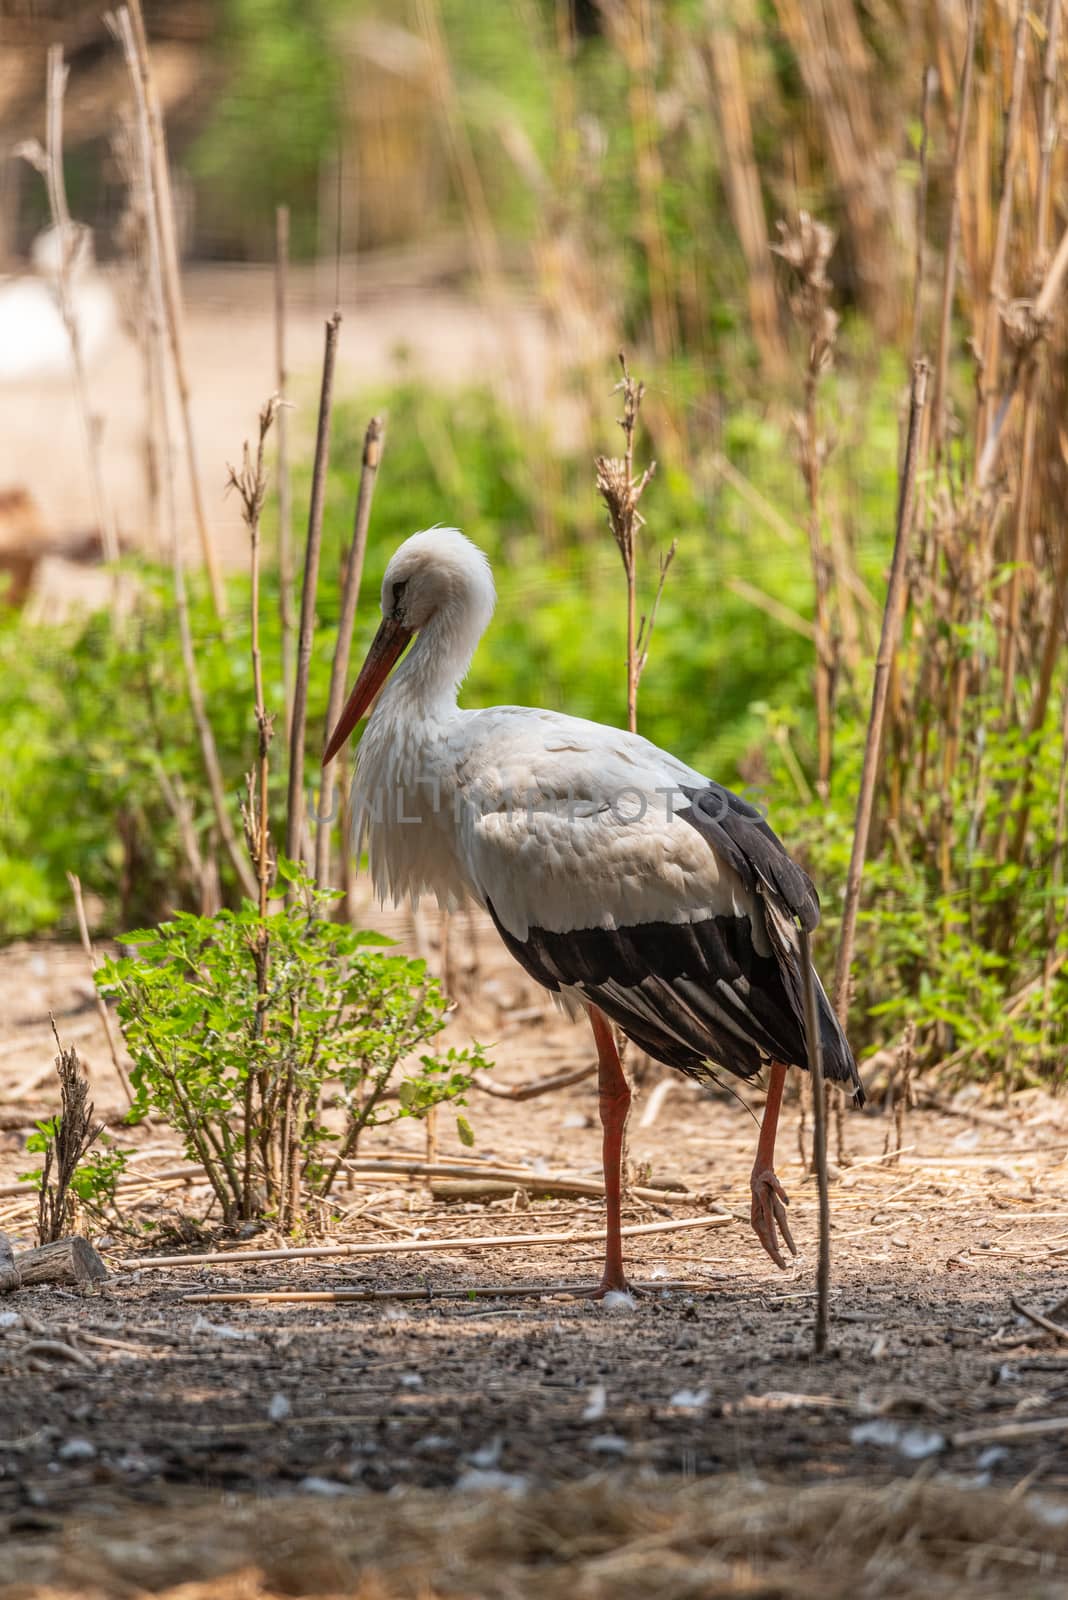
left=588, top=1005, right=631, bottom=1295
left=750, top=1061, right=797, bottom=1269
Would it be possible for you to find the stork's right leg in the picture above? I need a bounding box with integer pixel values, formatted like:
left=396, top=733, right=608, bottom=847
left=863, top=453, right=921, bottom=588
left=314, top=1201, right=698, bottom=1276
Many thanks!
left=750, top=1061, right=797, bottom=1269
left=588, top=1005, right=631, bottom=1296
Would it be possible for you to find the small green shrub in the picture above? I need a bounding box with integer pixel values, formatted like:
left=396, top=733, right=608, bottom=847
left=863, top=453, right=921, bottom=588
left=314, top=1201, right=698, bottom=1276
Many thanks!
left=96, top=864, right=485, bottom=1229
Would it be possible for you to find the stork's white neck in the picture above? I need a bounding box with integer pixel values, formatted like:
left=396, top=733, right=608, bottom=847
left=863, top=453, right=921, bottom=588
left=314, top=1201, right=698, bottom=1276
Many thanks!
left=375, top=588, right=491, bottom=726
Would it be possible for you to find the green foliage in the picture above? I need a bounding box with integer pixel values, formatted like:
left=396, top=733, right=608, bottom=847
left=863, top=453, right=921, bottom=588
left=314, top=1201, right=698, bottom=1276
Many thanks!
left=96, top=863, right=486, bottom=1227
left=769, top=702, right=1068, bottom=1085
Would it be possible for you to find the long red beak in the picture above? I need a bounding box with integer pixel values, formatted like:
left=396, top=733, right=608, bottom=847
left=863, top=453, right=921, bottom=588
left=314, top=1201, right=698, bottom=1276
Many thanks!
left=322, top=617, right=413, bottom=765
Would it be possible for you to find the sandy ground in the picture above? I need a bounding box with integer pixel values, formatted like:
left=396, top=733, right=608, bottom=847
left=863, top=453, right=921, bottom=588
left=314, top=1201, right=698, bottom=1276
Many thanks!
left=0, top=255, right=561, bottom=572
left=2, top=918, right=1068, bottom=1595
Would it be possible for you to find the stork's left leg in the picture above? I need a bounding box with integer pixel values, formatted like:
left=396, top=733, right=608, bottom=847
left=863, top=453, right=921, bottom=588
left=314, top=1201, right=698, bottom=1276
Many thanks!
left=588, top=1005, right=631, bottom=1296
left=750, top=1061, right=797, bottom=1269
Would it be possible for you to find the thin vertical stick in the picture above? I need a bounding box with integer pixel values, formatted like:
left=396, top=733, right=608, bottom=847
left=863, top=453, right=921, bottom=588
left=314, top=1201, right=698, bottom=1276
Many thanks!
left=931, top=0, right=977, bottom=466
left=1035, top=0, right=1062, bottom=270
left=67, top=872, right=134, bottom=1107
left=275, top=204, right=295, bottom=740
left=977, top=1, right=1028, bottom=457
left=315, top=417, right=385, bottom=889
left=799, top=926, right=829, bottom=1354
left=34, top=49, right=119, bottom=565
left=111, top=6, right=256, bottom=902
left=125, top=0, right=226, bottom=620
left=285, top=312, right=342, bottom=889
left=832, top=361, right=929, bottom=1022
left=909, top=66, right=934, bottom=375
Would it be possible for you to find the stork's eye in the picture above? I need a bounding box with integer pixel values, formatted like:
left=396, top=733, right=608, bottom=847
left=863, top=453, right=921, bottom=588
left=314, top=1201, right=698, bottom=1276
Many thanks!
left=391, top=579, right=408, bottom=616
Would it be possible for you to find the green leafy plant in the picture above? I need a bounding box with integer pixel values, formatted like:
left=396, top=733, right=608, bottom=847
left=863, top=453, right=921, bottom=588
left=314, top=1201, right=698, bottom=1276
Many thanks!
left=96, top=863, right=486, bottom=1229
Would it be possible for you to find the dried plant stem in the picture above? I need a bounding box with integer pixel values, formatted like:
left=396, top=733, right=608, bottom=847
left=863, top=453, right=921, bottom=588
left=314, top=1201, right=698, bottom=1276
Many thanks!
left=29, top=49, right=119, bottom=565
left=36, top=1023, right=104, bottom=1245
left=285, top=312, right=342, bottom=892
left=831, top=361, right=929, bottom=1020
left=930, top=0, right=977, bottom=466
left=1035, top=0, right=1062, bottom=269
left=977, top=2, right=1027, bottom=457
left=66, top=872, right=133, bottom=1105
left=909, top=66, right=934, bottom=373
left=112, top=5, right=255, bottom=902
left=124, top=0, right=225, bottom=619
left=774, top=213, right=839, bottom=795
left=595, top=352, right=660, bottom=733
left=275, top=204, right=295, bottom=739
left=315, top=416, right=385, bottom=889
left=229, top=398, right=280, bottom=1221
left=706, top=16, right=786, bottom=375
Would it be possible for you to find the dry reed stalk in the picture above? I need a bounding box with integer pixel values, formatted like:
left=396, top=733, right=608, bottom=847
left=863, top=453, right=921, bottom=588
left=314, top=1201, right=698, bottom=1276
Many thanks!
left=315, top=416, right=385, bottom=890
left=285, top=311, right=342, bottom=894
left=909, top=66, right=935, bottom=374
left=17, top=51, right=119, bottom=566
left=706, top=14, right=786, bottom=376
left=770, top=0, right=894, bottom=331
left=999, top=0, right=1062, bottom=709
left=229, top=397, right=281, bottom=1220
left=229, top=399, right=282, bottom=918
left=977, top=2, right=1028, bottom=457
left=931, top=0, right=978, bottom=467
left=110, top=6, right=256, bottom=903
left=66, top=872, right=133, bottom=1106
left=275, top=204, right=296, bottom=740
left=112, top=116, right=164, bottom=557
left=601, top=0, right=678, bottom=363
left=595, top=353, right=666, bottom=733
left=774, top=212, right=839, bottom=796
left=124, top=0, right=225, bottom=619
left=831, top=362, right=929, bottom=1019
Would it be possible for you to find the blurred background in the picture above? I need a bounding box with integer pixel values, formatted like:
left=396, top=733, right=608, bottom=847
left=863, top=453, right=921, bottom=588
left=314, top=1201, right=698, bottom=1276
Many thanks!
left=1, top=0, right=1066, bottom=1082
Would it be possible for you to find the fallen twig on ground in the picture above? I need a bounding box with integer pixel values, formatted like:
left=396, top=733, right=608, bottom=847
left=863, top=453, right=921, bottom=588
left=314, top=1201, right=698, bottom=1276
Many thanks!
left=472, top=1063, right=595, bottom=1100
left=182, top=1278, right=710, bottom=1306
left=120, top=1212, right=732, bottom=1271
left=1010, top=1296, right=1068, bottom=1345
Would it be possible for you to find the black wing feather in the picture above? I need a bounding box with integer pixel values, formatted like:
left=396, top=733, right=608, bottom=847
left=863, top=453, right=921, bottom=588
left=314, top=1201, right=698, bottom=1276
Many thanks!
left=484, top=779, right=863, bottom=1104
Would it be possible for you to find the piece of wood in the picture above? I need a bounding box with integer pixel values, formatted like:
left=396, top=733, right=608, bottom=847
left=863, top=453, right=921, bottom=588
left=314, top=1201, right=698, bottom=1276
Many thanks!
left=430, top=1176, right=689, bottom=1205
left=951, top=1415, right=1068, bottom=1448
left=472, top=1062, right=596, bottom=1101
left=1010, top=1296, right=1068, bottom=1345
left=182, top=1278, right=710, bottom=1307
left=342, top=1158, right=693, bottom=1196
left=120, top=1212, right=732, bottom=1272
left=0, top=1231, right=20, bottom=1292
left=8, top=1236, right=108, bottom=1291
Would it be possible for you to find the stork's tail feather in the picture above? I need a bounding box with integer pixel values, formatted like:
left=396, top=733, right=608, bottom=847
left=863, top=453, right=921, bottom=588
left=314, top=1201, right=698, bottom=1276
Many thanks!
left=815, top=973, right=864, bottom=1107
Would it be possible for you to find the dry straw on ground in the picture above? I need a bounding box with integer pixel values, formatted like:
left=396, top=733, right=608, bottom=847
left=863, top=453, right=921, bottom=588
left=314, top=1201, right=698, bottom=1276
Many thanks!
left=2, top=1474, right=1067, bottom=1599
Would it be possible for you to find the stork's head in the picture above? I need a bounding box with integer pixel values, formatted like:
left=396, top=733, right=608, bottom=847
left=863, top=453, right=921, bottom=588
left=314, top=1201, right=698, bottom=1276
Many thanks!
left=323, top=527, right=495, bottom=762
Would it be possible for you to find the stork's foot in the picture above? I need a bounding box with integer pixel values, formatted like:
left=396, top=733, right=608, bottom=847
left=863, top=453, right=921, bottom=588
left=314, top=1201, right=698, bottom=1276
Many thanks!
left=589, top=1267, right=631, bottom=1300
left=750, top=1166, right=797, bottom=1269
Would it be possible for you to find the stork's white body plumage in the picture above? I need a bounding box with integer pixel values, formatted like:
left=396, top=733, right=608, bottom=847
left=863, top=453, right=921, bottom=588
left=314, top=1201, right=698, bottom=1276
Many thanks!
left=326, top=527, right=860, bottom=1291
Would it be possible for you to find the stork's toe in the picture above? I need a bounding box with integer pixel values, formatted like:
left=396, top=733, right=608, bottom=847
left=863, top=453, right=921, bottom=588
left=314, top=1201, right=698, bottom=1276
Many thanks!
left=750, top=1167, right=797, bottom=1269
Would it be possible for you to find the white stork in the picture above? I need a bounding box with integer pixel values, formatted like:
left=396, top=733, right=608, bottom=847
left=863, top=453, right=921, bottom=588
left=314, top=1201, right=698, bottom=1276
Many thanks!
left=324, top=528, right=862, bottom=1294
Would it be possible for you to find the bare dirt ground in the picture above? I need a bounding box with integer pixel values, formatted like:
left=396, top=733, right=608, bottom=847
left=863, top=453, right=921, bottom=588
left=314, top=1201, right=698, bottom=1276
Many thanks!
left=2, top=916, right=1068, bottom=1596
